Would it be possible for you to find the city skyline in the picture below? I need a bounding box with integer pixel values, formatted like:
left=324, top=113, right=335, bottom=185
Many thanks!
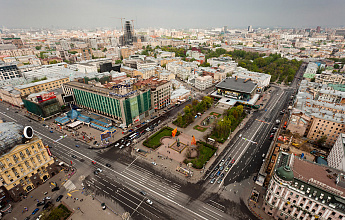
left=1, top=0, right=345, bottom=29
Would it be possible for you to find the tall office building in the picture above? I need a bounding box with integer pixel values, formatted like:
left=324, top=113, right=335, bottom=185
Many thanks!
left=248, top=25, right=253, bottom=32
left=316, top=26, right=321, bottom=33
left=120, top=20, right=135, bottom=46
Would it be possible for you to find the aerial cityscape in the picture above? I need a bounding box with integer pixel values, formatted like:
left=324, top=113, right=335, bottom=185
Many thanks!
left=1, top=1, right=345, bottom=220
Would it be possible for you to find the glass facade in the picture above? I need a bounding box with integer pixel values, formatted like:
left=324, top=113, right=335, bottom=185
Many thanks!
left=72, top=88, right=122, bottom=118
left=123, top=90, right=151, bottom=125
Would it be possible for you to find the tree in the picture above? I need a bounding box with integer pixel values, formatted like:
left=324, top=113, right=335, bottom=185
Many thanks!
left=35, top=45, right=42, bottom=50
left=334, top=64, right=340, bottom=69
left=102, top=48, right=107, bottom=52
left=310, top=78, right=316, bottom=82
left=316, top=135, right=327, bottom=147
left=161, top=63, right=166, bottom=68
left=49, top=60, right=58, bottom=64
left=115, top=60, right=122, bottom=64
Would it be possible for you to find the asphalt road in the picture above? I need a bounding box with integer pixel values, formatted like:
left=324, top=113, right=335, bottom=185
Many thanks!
left=0, top=101, right=234, bottom=220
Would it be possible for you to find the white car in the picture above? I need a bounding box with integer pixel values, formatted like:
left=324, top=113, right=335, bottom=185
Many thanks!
left=151, top=162, right=157, bottom=166
left=146, top=199, right=153, bottom=205
left=115, top=143, right=119, bottom=147
left=97, top=168, right=103, bottom=173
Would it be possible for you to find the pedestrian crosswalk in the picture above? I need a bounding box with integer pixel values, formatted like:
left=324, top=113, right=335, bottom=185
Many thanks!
left=64, top=180, right=76, bottom=191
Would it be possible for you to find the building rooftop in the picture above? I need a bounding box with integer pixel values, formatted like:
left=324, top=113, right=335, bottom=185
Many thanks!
left=15, top=77, right=68, bottom=90
left=216, top=77, right=257, bottom=94
left=0, top=122, right=24, bottom=155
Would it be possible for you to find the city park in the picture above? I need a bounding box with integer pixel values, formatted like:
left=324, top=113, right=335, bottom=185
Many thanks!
left=142, top=96, right=246, bottom=172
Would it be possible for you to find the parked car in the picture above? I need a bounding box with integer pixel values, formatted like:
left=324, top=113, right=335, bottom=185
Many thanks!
left=56, top=195, right=63, bottom=202
left=217, top=178, right=223, bottom=184
left=219, top=166, right=224, bottom=171
left=32, top=208, right=39, bottom=215
left=75, top=145, right=80, bottom=148
left=93, top=141, right=97, bottom=145
left=213, top=166, right=219, bottom=171
left=50, top=130, right=53, bottom=133
left=216, top=171, right=221, bottom=176
left=210, top=172, right=215, bottom=179
left=71, top=155, right=77, bottom=159
left=51, top=186, right=59, bottom=192
left=140, top=191, right=147, bottom=196
left=105, top=163, right=111, bottom=167
left=231, top=159, right=235, bottom=164
left=43, top=201, right=51, bottom=210
left=151, top=162, right=157, bottom=166
left=220, top=173, right=225, bottom=178
left=37, top=201, right=45, bottom=207
left=146, top=199, right=153, bottom=205
left=115, top=143, right=119, bottom=147
left=43, top=196, right=51, bottom=200
left=119, top=145, right=124, bottom=149
left=210, top=178, right=216, bottom=184
left=225, top=167, right=229, bottom=172
left=91, top=161, right=96, bottom=165
left=97, top=168, right=102, bottom=173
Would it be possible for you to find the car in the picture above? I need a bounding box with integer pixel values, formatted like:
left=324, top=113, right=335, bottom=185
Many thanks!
left=210, top=178, right=216, bottom=184
left=56, top=195, right=63, bottom=202
left=91, top=161, right=96, bottom=165
left=28, top=120, right=32, bottom=122
left=219, top=166, right=224, bottom=171
left=44, top=192, right=48, bottom=195
left=210, top=172, right=216, bottom=179
left=75, top=145, right=79, bottom=148
left=42, top=201, right=51, bottom=210
left=32, top=208, right=39, bottom=215
left=119, top=145, right=124, bottom=149
left=220, top=173, right=225, bottom=178
left=102, top=203, right=106, bottom=210
left=146, top=199, right=153, bottom=205
left=216, top=171, right=221, bottom=176
left=43, top=124, right=46, bottom=127
left=115, top=143, right=119, bottom=147
left=93, top=141, right=97, bottom=145
left=49, top=130, right=53, bottom=133
left=97, top=168, right=102, bottom=173
left=213, top=166, right=219, bottom=171
left=106, top=163, right=111, bottom=167
left=262, top=154, right=266, bottom=158
left=129, top=129, right=133, bottom=132
left=94, top=170, right=99, bottom=175
left=225, top=167, right=229, bottom=172
left=71, top=155, right=77, bottom=159
left=217, top=178, right=223, bottom=184
left=37, top=201, right=45, bottom=207
left=227, top=157, right=232, bottom=162
left=15, top=111, right=18, bottom=113
left=239, top=134, right=242, bottom=138
left=151, top=162, right=157, bottom=166
left=44, top=196, right=51, bottom=200
left=224, top=161, right=229, bottom=166
left=126, top=142, right=131, bottom=147
left=140, top=191, right=147, bottom=196
left=135, top=125, right=141, bottom=128
left=231, top=159, right=235, bottom=164
left=51, top=186, right=59, bottom=192
left=227, top=163, right=233, bottom=168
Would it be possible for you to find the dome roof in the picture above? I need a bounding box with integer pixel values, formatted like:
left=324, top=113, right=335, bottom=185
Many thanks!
left=276, top=166, right=294, bottom=182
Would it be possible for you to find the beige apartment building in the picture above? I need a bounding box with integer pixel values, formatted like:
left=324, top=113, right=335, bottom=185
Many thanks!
left=0, top=122, right=59, bottom=202
left=14, top=77, right=69, bottom=97
left=305, top=115, right=345, bottom=147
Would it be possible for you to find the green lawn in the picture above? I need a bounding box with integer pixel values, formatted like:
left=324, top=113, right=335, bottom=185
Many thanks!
left=42, top=204, right=71, bottom=220
left=184, top=141, right=217, bottom=169
left=143, top=127, right=180, bottom=149
left=193, top=125, right=207, bottom=132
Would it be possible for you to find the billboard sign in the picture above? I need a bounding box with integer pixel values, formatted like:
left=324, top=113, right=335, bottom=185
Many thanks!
left=37, top=92, right=56, bottom=103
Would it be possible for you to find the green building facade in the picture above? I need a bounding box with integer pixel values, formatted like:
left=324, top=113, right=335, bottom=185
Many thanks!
left=70, top=86, right=151, bottom=126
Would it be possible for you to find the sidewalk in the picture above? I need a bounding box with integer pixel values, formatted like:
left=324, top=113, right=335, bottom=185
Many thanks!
left=132, top=105, right=254, bottom=183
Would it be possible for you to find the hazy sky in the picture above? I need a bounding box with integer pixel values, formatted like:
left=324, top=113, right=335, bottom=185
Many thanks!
left=1, top=0, right=345, bottom=29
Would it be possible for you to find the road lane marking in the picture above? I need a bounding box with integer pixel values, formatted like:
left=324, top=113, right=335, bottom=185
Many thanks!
left=199, top=209, right=220, bottom=220
left=34, top=130, right=209, bottom=220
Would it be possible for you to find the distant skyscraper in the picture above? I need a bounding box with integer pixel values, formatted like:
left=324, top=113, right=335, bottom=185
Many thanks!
left=316, top=26, right=321, bottom=33
left=120, top=20, right=134, bottom=46
left=248, top=25, right=253, bottom=32
left=223, top=26, right=228, bottom=33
